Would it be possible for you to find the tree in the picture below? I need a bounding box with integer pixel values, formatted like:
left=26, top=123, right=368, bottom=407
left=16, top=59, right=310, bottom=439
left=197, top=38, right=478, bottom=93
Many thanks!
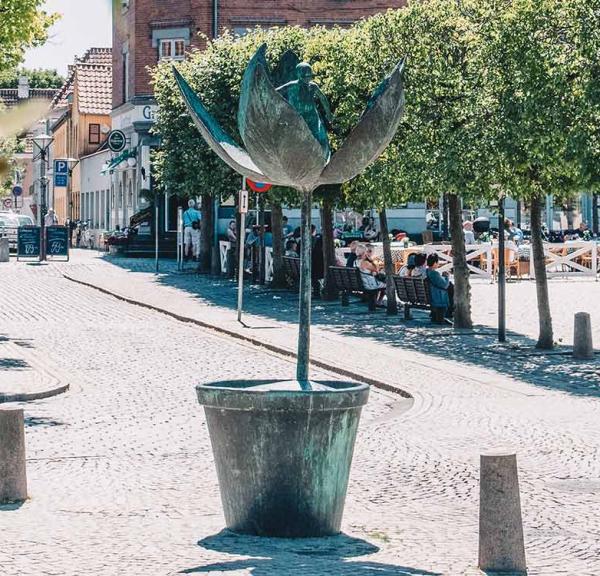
left=315, top=3, right=495, bottom=326
left=478, top=0, right=582, bottom=349
left=0, top=67, right=64, bottom=89
left=0, top=1, right=58, bottom=74
left=569, top=0, right=600, bottom=233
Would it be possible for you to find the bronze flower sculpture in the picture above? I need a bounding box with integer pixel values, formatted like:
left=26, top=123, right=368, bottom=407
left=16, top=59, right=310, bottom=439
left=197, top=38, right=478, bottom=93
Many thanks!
left=174, top=44, right=405, bottom=383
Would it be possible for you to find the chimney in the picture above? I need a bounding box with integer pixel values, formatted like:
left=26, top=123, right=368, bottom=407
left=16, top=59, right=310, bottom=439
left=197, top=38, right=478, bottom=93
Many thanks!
left=17, top=77, right=29, bottom=99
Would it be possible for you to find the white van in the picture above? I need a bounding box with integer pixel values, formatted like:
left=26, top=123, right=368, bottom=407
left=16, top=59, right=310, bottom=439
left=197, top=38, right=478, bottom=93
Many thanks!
left=0, top=211, right=35, bottom=250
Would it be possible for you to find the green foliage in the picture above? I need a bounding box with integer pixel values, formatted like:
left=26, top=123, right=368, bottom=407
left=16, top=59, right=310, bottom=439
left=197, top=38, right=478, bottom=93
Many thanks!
left=153, top=1, right=593, bottom=211
left=568, top=0, right=600, bottom=192
left=0, top=67, right=64, bottom=89
left=476, top=0, right=583, bottom=203
left=0, top=0, right=58, bottom=73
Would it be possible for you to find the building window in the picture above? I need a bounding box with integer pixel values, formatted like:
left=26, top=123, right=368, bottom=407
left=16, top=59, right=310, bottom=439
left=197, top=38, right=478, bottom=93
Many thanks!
left=159, top=38, right=186, bottom=61
left=89, top=124, right=100, bottom=145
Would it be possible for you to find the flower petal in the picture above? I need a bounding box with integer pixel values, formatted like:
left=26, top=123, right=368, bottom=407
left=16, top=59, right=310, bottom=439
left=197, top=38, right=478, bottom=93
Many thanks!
left=238, top=45, right=328, bottom=190
left=318, top=59, right=406, bottom=186
left=173, top=66, right=279, bottom=184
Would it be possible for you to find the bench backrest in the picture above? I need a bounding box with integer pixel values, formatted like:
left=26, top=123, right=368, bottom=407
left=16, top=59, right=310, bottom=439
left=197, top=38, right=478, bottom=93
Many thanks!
left=283, top=256, right=301, bottom=283
left=393, top=275, right=431, bottom=305
left=329, top=266, right=364, bottom=292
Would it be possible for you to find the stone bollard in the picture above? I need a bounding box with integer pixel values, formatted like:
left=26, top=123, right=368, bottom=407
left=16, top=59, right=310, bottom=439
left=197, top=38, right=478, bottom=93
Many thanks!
left=0, top=408, right=28, bottom=503
left=479, top=452, right=527, bottom=574
left=0, top=237, right=9, bottom=262
left=573, top=312, right=594, bottom=360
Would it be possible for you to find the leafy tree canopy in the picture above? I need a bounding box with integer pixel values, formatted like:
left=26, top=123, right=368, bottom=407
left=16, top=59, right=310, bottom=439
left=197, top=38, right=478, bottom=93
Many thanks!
left=0, top=0, right=58, bottom=74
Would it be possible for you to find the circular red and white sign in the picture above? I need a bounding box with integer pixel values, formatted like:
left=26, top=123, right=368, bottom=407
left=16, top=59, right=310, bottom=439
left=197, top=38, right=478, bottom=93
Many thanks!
left=247, top=180, right=272, bottom=193
left=3, top=197, right=12, bottom=208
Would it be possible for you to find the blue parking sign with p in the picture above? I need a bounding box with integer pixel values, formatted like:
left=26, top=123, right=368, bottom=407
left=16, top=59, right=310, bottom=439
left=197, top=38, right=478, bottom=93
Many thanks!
left=54, top=159, right=69, bottom=187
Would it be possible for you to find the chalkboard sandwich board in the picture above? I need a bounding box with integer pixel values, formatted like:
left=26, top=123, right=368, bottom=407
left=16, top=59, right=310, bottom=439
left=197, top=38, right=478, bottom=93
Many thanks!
left=46, top=226, right=69, bottom=261
left=17, top=226, right=41, bottom=261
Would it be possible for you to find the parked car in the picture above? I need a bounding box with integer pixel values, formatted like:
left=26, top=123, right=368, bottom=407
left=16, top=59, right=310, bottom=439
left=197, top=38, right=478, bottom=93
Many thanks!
left=0, top=211, right=35, bottom=251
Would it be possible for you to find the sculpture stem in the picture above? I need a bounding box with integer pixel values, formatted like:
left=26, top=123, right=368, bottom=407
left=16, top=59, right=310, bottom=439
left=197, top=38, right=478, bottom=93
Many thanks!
left=296, top=188, right=313, bottom=388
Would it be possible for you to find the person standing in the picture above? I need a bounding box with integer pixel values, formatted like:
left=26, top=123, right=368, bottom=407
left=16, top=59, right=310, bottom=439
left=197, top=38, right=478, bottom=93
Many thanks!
left=183, top=199, right=201, bottom=261
left=44, top=208, right=58, bottom=227
left=463, top=221, right=475, bottom=245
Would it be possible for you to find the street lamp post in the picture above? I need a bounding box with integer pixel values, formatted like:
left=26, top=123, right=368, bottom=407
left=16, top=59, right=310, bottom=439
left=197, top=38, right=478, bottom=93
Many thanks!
left=498, top=195, right=507, bottom=343
left=32, top=133, right=54, bottom=261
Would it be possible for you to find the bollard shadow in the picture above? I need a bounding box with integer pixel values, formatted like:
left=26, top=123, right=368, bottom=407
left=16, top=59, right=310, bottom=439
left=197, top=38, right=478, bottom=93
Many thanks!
left=0, top=500, right=25, bottom=511
left=179, top=529, right=441, bottom=575
left=24, top=415, right=66, bottom=428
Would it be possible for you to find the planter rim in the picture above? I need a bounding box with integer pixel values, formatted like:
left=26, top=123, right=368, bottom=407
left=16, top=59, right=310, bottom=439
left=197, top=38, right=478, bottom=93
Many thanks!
left=196, top=379, right=369, bottom=412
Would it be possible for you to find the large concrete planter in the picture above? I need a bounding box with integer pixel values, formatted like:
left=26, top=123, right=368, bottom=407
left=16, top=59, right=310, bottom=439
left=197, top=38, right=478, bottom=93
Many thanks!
left=196, top=379, right=369, bottom=537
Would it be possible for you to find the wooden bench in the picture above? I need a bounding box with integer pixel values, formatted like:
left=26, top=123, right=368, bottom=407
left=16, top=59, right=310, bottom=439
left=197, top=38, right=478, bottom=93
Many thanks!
left=283, top=256, right=301, bottom=288
left=328, top=266, right=379, bottom=312
left=393, top=275, right=433, bottom=320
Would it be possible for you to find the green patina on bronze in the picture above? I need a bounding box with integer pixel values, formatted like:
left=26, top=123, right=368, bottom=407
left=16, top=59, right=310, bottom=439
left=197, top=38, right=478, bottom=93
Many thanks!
left=276, top=61, right=334, bottom=160
left=174, top=44, right=406, bottom=383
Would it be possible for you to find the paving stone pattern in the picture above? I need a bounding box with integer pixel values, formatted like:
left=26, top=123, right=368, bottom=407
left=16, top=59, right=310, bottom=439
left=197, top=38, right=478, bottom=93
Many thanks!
left=0, top=252, right=599, bottom=575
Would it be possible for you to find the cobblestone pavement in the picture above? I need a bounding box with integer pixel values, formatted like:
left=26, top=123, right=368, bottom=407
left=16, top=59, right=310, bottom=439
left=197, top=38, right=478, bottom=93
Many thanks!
left=1, top=252, right=599, bottom=575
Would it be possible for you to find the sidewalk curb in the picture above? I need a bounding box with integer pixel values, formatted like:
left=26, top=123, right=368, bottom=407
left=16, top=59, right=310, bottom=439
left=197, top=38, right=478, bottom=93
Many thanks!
left=0, top=382, right=70, bottom=404
left=62, top=273, right=411, bottom=399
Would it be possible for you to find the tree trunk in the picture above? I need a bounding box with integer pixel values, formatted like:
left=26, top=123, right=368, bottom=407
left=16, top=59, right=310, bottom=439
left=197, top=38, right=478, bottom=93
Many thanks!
left=592, top=194, right=599, bottom=236
left=448, top=194, right=472, bottom=328
left=270, top=201, right=286, bottom=288
left=297, top=189, right=313, bottom=387
left=321, top=196, right=338, bottom=300
left=200, top=193, right=213, bottom=272
left=379, top=208, right=398, bottom=315
left=530, top=195, right=554, bottom=349
left=442, top=193, right=449, bottom=241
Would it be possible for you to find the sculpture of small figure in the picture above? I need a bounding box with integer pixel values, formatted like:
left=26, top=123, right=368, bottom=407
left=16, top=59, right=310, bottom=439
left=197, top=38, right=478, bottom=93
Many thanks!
left=276, top=62, right=334, bottom=159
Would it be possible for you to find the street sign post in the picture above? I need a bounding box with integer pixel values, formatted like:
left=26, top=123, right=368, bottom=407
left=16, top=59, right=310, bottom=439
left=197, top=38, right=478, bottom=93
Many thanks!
left=107, top=130, right=127, bottom=153
left=237, top=178, right=248, bottom=325
left=17, top=226, right=41, bottom=261
left=54, top=159, right=69, bottom=188
left=45, top=226, right=69, bottom=261
left=12, top=185, right=22, bottom=209
left=246, top=180, right=272, bottom=193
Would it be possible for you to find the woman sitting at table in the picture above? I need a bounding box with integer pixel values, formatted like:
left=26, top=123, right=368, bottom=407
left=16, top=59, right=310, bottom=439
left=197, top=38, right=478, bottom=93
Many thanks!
left=355, top=243, right=386, bottom=304
left=426, top=253, right=452, bottom=323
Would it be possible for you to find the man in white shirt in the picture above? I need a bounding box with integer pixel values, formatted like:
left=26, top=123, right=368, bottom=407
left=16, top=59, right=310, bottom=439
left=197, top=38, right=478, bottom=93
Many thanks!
left=183, top=199, right=201, bottom=260
left=44, top=208, right=58, bottom=227
left=463, top=221, right=475, bottom=245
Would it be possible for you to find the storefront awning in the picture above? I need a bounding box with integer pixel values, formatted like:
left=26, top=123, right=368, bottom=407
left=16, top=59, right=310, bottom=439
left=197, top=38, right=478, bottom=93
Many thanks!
left=101, top=149, right=137, bottom=175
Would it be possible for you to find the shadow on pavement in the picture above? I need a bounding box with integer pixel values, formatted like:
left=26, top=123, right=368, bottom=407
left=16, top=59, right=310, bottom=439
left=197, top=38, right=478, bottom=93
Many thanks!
left=0, top=358, right=29, bottom=370
left=0, top=501, right=25, bottom=512
left=180, top=530, right=440, bottom=575
left=103, top=256, right=600, bottom=398
left=24, top=416, right=66, bottom=428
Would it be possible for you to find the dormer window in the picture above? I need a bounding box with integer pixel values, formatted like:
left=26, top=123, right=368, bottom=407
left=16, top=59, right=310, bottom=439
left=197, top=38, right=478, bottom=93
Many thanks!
left=159, top=38, right=186, bottom=61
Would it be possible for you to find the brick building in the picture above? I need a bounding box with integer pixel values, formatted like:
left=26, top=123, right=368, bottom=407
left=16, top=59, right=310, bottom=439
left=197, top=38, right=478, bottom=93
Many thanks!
left=112, top=0, right=406, bottom=234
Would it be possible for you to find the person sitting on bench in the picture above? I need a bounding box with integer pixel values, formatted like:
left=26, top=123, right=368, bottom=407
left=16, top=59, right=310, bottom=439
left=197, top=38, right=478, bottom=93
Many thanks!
left=356, top=243, right=386, bottom=305
left=426, top=253, right=450, bottom=323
